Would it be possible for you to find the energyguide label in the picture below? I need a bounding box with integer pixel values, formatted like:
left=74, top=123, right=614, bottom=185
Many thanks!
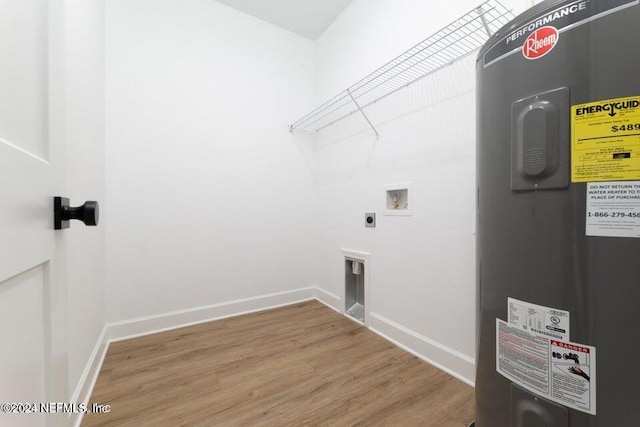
left=572, top=96, right=640, bottom=182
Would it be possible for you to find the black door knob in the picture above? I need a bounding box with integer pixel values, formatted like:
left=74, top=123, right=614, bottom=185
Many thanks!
left=54, top=197, right=100, bottom=230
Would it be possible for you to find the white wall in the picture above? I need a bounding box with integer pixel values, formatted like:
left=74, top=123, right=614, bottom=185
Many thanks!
left=105, top=0, right=318, bottom=322
left=102, top=0, right=534, bottom=385
left=311, top=0, right=528, bottom=383
left=64, top=0, right=106, bottom=396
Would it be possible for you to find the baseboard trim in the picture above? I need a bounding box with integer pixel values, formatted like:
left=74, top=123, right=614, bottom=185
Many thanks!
left=311, top=295, right=475, bottom=385
left=107, top=287, right=315, bottom=342
left=70, top=325, right=109, bottom=427
left=313, top=287, right=341, bottom=312
left=367, top=311, right=475, bottom=386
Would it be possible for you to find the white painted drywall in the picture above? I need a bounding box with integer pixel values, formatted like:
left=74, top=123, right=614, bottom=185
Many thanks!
left=64, top=0, right=107, bottom=393
left=311, top=0, right=529, bottom=382
left=104, top=0, right=318, bottom=322
left=102, top=0, right=539, bottom=384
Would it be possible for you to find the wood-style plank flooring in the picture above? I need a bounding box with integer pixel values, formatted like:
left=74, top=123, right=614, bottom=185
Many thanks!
left=82, top=301, right=474, bottom=426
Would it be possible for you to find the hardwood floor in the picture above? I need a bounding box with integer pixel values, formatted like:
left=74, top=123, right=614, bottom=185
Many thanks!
left=82, top=301, right=475, bottom=426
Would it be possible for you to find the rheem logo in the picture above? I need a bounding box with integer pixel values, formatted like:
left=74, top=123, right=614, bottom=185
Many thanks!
left=523, top=26, right=559, bottom=59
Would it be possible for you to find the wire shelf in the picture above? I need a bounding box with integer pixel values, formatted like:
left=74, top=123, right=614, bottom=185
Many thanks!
left=289, top=0, right=514, bottom=136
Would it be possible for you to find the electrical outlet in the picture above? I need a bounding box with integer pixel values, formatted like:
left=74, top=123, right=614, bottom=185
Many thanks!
left=365, top=213, right=376, bottom=228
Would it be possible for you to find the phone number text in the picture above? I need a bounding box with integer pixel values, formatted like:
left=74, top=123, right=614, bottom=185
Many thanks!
left=587, top=212, right=640, bottom=218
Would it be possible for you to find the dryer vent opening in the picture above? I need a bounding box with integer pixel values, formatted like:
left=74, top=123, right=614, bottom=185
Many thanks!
left=345, top=259, right=364, bottom=323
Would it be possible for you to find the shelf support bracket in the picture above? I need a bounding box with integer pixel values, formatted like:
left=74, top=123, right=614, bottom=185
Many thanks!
left=347, top=89, right=379, bottom=139
left=476, top=6, right=493, bottom=37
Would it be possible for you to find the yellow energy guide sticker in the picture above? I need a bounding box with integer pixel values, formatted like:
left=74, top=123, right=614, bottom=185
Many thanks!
left=572, top=96, right=640, bottom=182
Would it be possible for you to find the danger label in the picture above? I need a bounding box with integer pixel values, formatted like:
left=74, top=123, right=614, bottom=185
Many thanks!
left=551, top=340, right=590, bottom=353
left=549, top=339, right=595, bottom=413
left=497, top=319, right=597, bottom=415
left=572, top=96, right=640, bottom=182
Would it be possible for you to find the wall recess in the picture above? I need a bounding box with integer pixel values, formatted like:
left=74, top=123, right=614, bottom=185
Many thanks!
left=384, top=183, right=412, bottom=216
left=341, top=249, right=371, bottom=325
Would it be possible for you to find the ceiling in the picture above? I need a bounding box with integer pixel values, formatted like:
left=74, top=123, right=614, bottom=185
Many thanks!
left=215, top=0, right=355, bottom=40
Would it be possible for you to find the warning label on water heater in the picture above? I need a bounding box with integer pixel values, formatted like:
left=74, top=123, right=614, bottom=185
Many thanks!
left=572, top=96, right=640, bottom=182
left=496, top=319, right=596, bottom=415
left=586, top=181, right=640, bottom=238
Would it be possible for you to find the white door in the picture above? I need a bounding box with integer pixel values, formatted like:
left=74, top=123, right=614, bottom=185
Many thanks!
left=0, top=1, right=68, bottom=426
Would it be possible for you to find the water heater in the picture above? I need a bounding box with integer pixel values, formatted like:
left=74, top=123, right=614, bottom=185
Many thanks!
left=476, top=0, right=640, bottom=425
